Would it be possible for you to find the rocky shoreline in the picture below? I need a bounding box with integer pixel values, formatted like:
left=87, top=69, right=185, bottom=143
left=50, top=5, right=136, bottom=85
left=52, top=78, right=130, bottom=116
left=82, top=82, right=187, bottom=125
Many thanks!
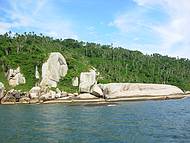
left=1, top=52, right=190, bottom=105
left=0, top=88, right=190, bottom=105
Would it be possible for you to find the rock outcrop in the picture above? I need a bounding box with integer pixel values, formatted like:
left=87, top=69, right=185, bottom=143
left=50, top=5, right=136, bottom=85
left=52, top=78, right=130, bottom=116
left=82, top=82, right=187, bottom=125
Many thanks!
left=72, top=77, right=79, bottom=87
left=1, top=89, right=27, bottom=104
left=99, top=83, right=184, bottom=99
left=79, top=69, right=104, bottom=98
left=91, top=84, right=104, bottom=97
left=79, top=69, right=97, bottom=93
left=7, top=67, right=26, bottom=86
left=0, top=82, right=4, bottom=99
left=35, top=65, right=40, bottom=79
left=40, top=52, right=68, bottom=87
left=29, top=86, right=41, bottom=99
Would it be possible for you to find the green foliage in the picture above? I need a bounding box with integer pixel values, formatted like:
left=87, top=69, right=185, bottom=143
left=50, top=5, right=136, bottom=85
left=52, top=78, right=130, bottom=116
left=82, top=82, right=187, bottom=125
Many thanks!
left=0, top=32, right=190, bottom=92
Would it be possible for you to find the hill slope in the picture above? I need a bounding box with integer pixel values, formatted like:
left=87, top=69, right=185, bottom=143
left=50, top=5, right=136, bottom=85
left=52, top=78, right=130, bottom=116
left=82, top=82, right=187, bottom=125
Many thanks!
left=0, top=32, right=190, bottom=92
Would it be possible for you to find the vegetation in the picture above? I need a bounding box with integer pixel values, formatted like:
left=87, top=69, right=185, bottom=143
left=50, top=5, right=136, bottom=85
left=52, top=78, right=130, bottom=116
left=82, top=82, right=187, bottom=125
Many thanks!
left=0, top=32, right=190, bottom=92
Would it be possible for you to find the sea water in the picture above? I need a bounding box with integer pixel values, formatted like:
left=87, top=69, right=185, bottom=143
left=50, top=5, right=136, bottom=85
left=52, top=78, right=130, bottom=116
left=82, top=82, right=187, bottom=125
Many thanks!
left=0, top=98, right=190, bottom=143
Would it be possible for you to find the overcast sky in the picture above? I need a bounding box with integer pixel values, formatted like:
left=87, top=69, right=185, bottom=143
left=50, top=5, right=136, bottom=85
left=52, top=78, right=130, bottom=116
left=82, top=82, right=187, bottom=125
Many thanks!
left=0, top=0, right=190, bottom=58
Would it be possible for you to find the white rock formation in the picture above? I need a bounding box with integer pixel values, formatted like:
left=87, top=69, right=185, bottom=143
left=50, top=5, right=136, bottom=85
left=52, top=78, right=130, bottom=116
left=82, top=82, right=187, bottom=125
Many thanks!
left=40, top=52, right=68, bottom=87
left=99, top=83, right=184, bottom=99
left=29, top=86, right=41, bottom=99
left=79, top=69, right=96, bottom=93
left=35, top=66, right=40, bottom=79
left=72, top=77, right=79, bottom=87
left=7, top=67, right=26, bottom=86
left=0, top=82, right=4, bottom=99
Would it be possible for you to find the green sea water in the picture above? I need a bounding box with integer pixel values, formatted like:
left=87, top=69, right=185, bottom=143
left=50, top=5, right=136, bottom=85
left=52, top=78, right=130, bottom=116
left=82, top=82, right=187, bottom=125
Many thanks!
left=0, top=98, right=190, bottom=143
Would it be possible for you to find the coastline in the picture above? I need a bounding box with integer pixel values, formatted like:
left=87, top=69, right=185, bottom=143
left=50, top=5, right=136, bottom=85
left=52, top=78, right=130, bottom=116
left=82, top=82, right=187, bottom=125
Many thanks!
left=1, top=94, right=190, bottom=105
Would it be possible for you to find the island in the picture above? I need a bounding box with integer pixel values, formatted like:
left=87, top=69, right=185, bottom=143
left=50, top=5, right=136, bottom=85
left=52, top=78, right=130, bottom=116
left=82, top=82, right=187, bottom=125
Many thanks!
left=0, top=33, right=190, bottom=105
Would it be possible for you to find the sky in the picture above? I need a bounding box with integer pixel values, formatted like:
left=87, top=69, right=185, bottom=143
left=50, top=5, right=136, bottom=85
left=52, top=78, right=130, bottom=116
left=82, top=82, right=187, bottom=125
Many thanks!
left=0, top=0, right=190, bottom=58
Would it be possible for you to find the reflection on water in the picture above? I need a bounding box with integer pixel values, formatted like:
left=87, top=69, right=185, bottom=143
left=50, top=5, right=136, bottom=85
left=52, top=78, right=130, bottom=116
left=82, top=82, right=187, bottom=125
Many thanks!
left=0, top=98, right=190, bottom=143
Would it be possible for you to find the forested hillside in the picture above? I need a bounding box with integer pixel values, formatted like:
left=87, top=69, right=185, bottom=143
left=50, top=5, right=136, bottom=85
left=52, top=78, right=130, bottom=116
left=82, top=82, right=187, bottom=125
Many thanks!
left=0, top=32, right=190, bottom=92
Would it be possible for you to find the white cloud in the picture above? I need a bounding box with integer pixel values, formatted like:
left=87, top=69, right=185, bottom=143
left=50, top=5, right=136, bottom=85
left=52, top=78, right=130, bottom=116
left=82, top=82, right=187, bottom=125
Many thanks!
left=110, top=0, right=190, bottom=58
left=0, top=22, right=11, bottom=33
left=135, top=0, right=190, bottom=58
left=0, top=0, right=78, bottom=39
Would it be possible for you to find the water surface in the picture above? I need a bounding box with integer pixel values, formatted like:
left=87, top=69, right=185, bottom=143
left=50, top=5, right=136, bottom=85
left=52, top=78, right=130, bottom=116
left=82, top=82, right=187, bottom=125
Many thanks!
left=0, top=98, right=190, bottom=143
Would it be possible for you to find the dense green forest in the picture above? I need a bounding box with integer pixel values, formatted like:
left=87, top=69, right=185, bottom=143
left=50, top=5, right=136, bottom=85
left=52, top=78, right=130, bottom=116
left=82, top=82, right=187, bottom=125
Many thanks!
left=0, top=32, right=190, bottom=92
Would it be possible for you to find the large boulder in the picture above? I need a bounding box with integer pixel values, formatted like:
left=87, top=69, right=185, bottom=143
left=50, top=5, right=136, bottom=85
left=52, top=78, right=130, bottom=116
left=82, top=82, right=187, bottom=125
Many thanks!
left=91, top=84, right=104, bottom=97
left=99, top=83, right=184, bottom=99
left=79, top=69, right=96, bottom=93
left=7, top=67, right=26, bottom=87
left=40, top=52, right=68, bottom=87
left=29, top=86, right=41, bottom=99
left=0, top=82, right=4, bottom=99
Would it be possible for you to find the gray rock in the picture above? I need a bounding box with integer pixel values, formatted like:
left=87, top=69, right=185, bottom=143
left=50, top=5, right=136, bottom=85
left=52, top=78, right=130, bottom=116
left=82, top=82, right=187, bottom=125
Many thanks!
left=40, top=52, right=68, bottom=87
left=19, top=96, right=30, bottom=103
left=1, top=89, right=20, bottom=103
left=0, top=82, right=4, bottom=99
left=39, top=90, right=56, bottom=101
left=1, top=95, right=16, bottom=103
left=72, top=77, right=79, bottom=87
left=29, top=86, right=41, bottom=99
left=79, top=69, right=96, bottom=93
left=90, top=84, right=104, bottom=97
left=99, top=83, right=184, bottom=99
left=55, top=93, right=62, bottom=98
left=7, top=67, right=26, bottom=86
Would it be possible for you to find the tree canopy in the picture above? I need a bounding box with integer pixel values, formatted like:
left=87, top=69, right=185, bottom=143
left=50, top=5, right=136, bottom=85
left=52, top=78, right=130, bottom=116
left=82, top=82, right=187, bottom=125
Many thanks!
left=0, top=32, right=190, bottom=92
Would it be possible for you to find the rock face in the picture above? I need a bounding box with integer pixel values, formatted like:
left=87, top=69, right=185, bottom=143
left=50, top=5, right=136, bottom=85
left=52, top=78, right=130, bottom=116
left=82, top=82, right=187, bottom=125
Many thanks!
left=7, top=67, right=26, bottom=86
left=79, top=69, right=96, bottom=93
left=72, top=77, right=79, bottom=87
left=0, top=82, right=4, bottom=99
left=99, top=83, right=184, bottom=99
left=40, top=52, right=68, bottom=87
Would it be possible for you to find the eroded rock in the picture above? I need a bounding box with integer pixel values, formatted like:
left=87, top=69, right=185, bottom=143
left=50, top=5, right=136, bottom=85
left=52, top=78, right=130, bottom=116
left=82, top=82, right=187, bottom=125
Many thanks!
left=40, top=52, right=68, bottom=87
left=79, top=69, right=96, bottom=93
left=99, top=83, right=184, bottom=99
left=7, top=67, right=26, bottom=86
